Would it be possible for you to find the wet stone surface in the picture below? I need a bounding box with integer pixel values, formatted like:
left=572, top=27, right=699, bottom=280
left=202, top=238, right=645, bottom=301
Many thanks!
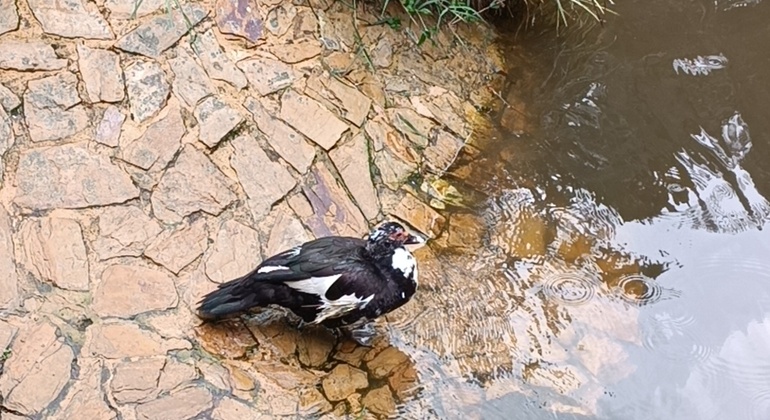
left=0, top=0, right=504, bottom=417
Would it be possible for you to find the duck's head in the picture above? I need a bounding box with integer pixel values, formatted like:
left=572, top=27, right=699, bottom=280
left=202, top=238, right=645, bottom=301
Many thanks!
left=365, top=221, right=424, bottom=254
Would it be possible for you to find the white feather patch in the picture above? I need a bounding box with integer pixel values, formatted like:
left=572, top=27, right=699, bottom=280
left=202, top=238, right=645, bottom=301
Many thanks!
left=257, top=265, right=289, bottom=274
left=286, top=275, right=374, bottom=323
left=286, top=275, right=341, bottom=296
left=392, top=247, right=417, bottom=284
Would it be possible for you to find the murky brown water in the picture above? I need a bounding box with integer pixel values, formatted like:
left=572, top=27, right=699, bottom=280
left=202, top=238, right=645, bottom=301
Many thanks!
left=389, top=1, right=770, bottom=418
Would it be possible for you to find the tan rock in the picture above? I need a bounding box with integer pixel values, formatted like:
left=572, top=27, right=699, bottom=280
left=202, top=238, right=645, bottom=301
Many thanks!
left=366, top=347, right=410, bottom=379
left=424, top=130, right=465, bottom=173
left=169, top=49, right=215, bottom=107
left=193, top=29, right=248, bottom=89
left=14, top=142, right=139, bottom=212
left=299, top=386, right=333, bottom=416
left=0, top=0, right=18, bottom=36
left=333, top=340, right=369, bottom=367
left=135, top=386, right=214, bottom=420
left=213, top=396, right=264, bottom=419
left=77, top=44, right=124, bottom=102
left=215, top=0, right=264, bottom=43
left=194, top=96, right=243, bottom=148
left=145, top=218, right=209, bottom=274
left=83, top=321, right=190, bottom=358
left=28, top=0, right=112, bottom=39
left=24, top=72, right=89, bottom=142
left=362, top=385, right=396, bottom=416
left=265, top=3, right=296, bottom=36
left=197, top=359, right=232, bottom=391
left=302, top=160, right=368, bottom=238
left=423, top=90, right=472, bottom=138
left=17, top=216, right=89, bottom=291
left=93, top=205, right=162, bottom=260
left=104, top=0, right=164, bottom=18
left=226, top=364, right=256, bottom=391
left=93, top=265, right=178, bottom=318
left=158, top=359, right=197, bottom=391
left=115, top=5, right=207, bottom=58
left=0, top=322, right=74, bottom=416
left=389, top=193, right=446, bottom=238
left=95, top=105, right=126, bottom=147
left=0, top=206, right=19, bottom=310
left=0, top=320, right=18, bottom=352
left=0, top=41, right=66, bottom=71
left=244, top=96, right=315, bottom=173
left=297, top=326, right=335, bottom=368
left=230, top=135, right=296, bottom=220
left=120, top=103, right=184, bottom=171
left=196, top=320, right=258, bottom=359
left=280, top=89, right=348, bottom=150
left=322, top=364, right=368, bottom=401
left=238, top=56, right=297, bottom=96
left=110, top=358, right=165, bottom=403
left=264, top=202, right=311, bottom=256
left=307, top=76, right=371, bottom=127
left=388, top=363, right=418, bottom=400
left=366, top=116, right=419, bottom=189
left=329, top=132, right=379, bottom=220
left=151, top=145, right=237, bottom=223
left=51, top=358, right=116, bottom=420
left=204, top=219, right=260, bottom=283
left=0, top=105, right=13, bottom=161
left=387, top=108, right=434, bottom=147
left=125, top=60, right=170, bottom=123
left=268, top=38, right=322, bottom=64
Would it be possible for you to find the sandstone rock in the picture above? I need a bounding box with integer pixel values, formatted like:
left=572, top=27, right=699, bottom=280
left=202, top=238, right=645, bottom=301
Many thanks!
left=193, top=29, right=248, bottom=89
left=388, top=108, right=434, bottom=147
left=215, top=0, right=264, bottom=43
left=169, top=50, right=214, bottom=107
left=120, top=103, right=184, bottom=171
left=145, top=218, right=209, bottom=274
left=24, top=72, right=89, bottom=142
left=423, top=89, right=472, bottom=138
left=0, top=320, right=17, bottom=353
left=110, top=358, right=165, bottom=403
left=299, top=386, right=333, bottom=416
left=333, top=340, right=369, bottom=367
left=0, top=0, right=18, bottom=35
left=151, top=145, right=237, bottom=223
left=322, top=364, right=368, bottom=401
left=226, top=364, right=255, bottom=391
left=362, top=385, right=396, bottom=416
left=93, top=265, right=178, bottom=318
left=28, top=0, right=112, bottom=39
left=77, top=44, right=124, bottom=102
left=105, top=0, right=164, bottom=18
left=83, top=321, right=190, bottom=358
left=198, top=360, right=232, bottom=391
left=307, top=76, right=371, bottom=127
left=0, top=106, right=12, bottom=176
left=388, top=363, right=418, bottom=400
left=0, top=41, right=67, bottom=71
left=0, top=206, right=18, bottom=310
left=0, top=322, right=74, bottom=416
left=244, top=96, right=315, bottom=173
left=302, top=160, right=368, bottom=237
left=264, top=202, right=311, bottom=256
left=280, top=89, right=348, bottom=150
left=135, top=386, right=213, bottom=420
left=51, top=358, right=116, bottom=420
left=196, top=320, right=257, bottom=360
left=424, top=130, right=465, bottom=173
left=195, top=96, right=243, bottom=148
left=297, top=327, right=335, bottom=368
left=95, top=105, right=126, bottom=147
left=125, top=60, right=170, bottom=123
left=14, top=142, right=139, bottom=212
left=268, top=38, right=322, bottom=64
left=366, top=347, right=410, bottom=379
left=0, top=82, right=20, bottom=111
left=371, top=37, right=393, bottom=68
left=17, top=216, right=89, bottom=291
left=115, top=5, right=207, bottom=58
left=93, top=206, right=162, bottom=260
left=204, top=219, right=260, bottom=283
left=230, top=135, right=296, bottom=220
left=389, top=193, right=446, bottom=238
left=238, top=56, right=297, bottom=96
left=265, top=3, right=296, bottom=36
left=158, top=359, right=197, bottom=391
left=213, top=396, right=264, bottom=420
left=366, top=115, right=419, bottom=189
left=329, top=132, right=379, bottom=220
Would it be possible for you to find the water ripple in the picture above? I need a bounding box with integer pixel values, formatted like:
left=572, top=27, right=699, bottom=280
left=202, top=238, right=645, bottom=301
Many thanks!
left=614, top=274, right=681, bottom=307
left=542, top=271, right=599, bottom=305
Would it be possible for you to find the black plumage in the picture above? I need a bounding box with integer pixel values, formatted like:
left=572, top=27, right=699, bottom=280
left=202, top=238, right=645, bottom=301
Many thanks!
left=196, top=222, right=422, bottom=341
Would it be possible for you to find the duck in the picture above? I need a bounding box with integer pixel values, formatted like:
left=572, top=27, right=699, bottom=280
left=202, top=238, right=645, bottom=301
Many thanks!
left=196, top=221, right=424, bottom=345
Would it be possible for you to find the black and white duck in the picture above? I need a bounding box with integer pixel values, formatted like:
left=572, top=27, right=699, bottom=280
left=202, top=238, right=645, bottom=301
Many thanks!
left=196, top=221, right=423, bottom=345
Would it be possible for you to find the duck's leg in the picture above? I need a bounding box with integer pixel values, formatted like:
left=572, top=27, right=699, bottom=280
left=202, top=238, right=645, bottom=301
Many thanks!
left=340, top=320, right=377, bottom=347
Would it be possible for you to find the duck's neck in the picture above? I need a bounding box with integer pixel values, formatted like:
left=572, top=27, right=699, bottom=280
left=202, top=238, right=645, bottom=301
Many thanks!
left=369, top=246, right=418, bottom=289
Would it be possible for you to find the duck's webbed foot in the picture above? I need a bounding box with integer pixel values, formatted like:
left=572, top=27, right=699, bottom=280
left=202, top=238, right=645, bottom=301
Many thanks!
left=341, top=321, right=377, bottom=347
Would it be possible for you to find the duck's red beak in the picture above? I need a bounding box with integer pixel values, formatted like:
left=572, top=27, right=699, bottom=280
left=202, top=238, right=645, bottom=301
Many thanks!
left=404, top=233, right=424, bottom=245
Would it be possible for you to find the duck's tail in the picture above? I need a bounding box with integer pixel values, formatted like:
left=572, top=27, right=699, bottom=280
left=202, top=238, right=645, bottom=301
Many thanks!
left=196, top=275, right=265, bottom=320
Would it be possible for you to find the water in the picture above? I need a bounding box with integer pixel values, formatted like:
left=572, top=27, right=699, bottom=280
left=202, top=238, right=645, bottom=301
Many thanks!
left=389, top=0, right=770, bottom=418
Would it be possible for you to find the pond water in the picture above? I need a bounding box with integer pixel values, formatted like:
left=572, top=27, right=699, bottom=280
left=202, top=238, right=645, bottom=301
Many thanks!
left=391, top=0, right=770, bottom=418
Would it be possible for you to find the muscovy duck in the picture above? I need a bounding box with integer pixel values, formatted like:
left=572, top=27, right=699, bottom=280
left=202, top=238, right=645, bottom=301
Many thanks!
left=196, top=221, right=423, bottom=345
